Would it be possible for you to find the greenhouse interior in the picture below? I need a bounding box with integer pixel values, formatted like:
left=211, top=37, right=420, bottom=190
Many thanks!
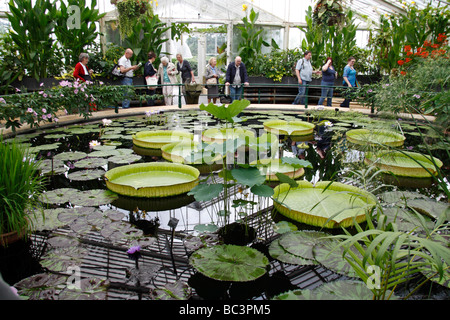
left=0, top=0, right=449, bottom=305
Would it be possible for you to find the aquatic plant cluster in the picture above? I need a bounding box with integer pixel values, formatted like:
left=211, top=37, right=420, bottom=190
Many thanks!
left=1, top=99, right=449, bottom=301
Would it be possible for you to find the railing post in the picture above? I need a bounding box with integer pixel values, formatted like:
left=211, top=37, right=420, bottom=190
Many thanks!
left=178, top=83, right=182, bottom=109
left=258, top=88, right=261, bottom=104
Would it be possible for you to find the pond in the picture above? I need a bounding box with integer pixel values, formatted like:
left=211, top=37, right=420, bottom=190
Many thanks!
left=2, top=107, right=449, bottom=300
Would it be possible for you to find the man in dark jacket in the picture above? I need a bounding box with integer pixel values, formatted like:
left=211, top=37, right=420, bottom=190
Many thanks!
left=225, top=56, right=249, bottom=102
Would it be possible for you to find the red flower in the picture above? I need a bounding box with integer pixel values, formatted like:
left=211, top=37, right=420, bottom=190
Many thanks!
left=423, top=40, right=431, bottom=47
left=406, top=51, right=413, bottom=56
left=404, top=45, right=412, bottom=52
left=397, top=60, right=405, bottom=66
left=420, top=51, right=429, bottom=58
left=400, top=71, right=406, bottom=76
left=405, top=57, right=412, bottom=63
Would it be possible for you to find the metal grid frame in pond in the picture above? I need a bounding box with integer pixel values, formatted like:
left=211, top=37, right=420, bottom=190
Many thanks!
left=28, top=206, right=347, bottom=300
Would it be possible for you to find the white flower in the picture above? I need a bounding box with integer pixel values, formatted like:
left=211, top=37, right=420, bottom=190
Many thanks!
left=102, top=118, right=112, bottom=126
left=324, top=121, right=333, bottom=127
left=89, top=140, right=101, bottom=148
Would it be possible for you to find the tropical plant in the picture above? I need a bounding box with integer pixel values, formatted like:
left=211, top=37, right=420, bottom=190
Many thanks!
left=312, top=0, right=345, bottom=27
left=116, top=0, right=151, bottom=38
left=236, top=8, right=277, bottom=71
left=368, top=2, right=450, bottom=74
left=53, top=0, right=106, bottom=67
left=6, top=0, right=58, bottom=79
left=0, top=137, right=46, bottom=242
left=0, top=32, right=24, bottom=94
left=332, top=206, right=450, bottom=300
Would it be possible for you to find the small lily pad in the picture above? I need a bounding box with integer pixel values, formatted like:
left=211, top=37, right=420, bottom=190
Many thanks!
left=39, top=188, right=80, bottom=204
left=107, top=154, right=142, bottom=164
left=74, top=157, right=108, bottom=169
left=70, top=189, right=119, bottom=206
left=58, top=278, right=110, bottom=300
left=67, top=169, right=105, bottom=181
left=54, top=151, right=88, bottom=161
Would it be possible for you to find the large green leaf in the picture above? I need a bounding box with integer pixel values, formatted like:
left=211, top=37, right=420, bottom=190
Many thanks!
left=188, top=183, right=224, bottom=202
left=231, top=166, right=266, bottom=187
left=189, top=244, right=269, bottom=282
left=199, top=99, right=251, bottom=123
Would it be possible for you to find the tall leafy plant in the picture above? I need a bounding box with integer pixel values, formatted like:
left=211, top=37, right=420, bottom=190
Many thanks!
left=0, top=137, right=46, bottom=239
left=6, top=0, right=57, bottom=79
left=54, top=0, right=106, bottom=67
left=236, top=8, right=276, bottom=71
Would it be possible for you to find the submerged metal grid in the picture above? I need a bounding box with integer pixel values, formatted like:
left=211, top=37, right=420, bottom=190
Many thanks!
left=30, top=204, right=347, bottom=301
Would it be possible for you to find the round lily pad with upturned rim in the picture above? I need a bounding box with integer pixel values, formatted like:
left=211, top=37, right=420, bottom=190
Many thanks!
left=105, top=162, right=200, bottom=198
left=132, top=130, right=193, bottom=149
left=364, top=150, right=443, bottom=178
left=273, top=181, right=377, bottom=228
left=263, top=120, right=315, bottom=136
left=251, top=159, right=305, bottom=182
left=201, top=127, right=255, bottom=144
left=346, top=129, right=405, bottom=147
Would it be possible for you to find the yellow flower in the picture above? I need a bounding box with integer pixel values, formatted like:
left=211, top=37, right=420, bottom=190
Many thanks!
left=242, top=4, right=248, bottom=11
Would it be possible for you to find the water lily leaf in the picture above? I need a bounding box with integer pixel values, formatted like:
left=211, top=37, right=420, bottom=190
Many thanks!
left=57, top=207, right=100, bottom=224
left=231, top=167, right=266, bottom=187
left=54, top=151, right=87, bottom=161
left=14, top=273, right=68, bottom=300
left=30, top=208, right=69, bottom=231
left=406, top=199, right=449, bottom=220
left=70, top=189, right=119, bottom=206
left=273, top=221, right=298, bottom=234
left=189, top=244, right=269, bottom=282
left=40, top=246, right=88, bottom=272
left=74, top=157, right=108, bottom=169
left=28, top=143, right=61, bottom=153
left=152, top=281, right=192, bottom=300
left=58, top=278, right=110, bottom=300
left=193, top=223, right=219, bottom=233
left=421, top=263, right=450, bottom=288
left=100, top=221, right=142, bottom=244
left=37, top=159, right=66, bottom=175
left=92, top=145, right=116, bottom=151
left=382, top=206, right=435, bottom=233
left=69, top=217, right=93, bottom=236
left=44, top=133, right=71, bottom=139
left=67, top=169, right=105, bottom=181
left=184, top=233, right=221, bottom=252
left=188, top=183, right=224, bottom=202
left=273, top=280, right=385, bottom=300
left=281, top=156, right=313, bottom=169
left=269, top=238, right=316, bottom=266
left=250, top=184, right=274, bottom=197
left=107, top=154, right=142, bottom=164
left=199, top=99, right=250, bottom=123
left=40, top=188, right=80, bottom=204
left=274, top=172, right=299, bottom=188
left=102, top=209, right=125, bottom=221
left=47, top=235, right=81, bottom=248
left=279, top=230, right=331, bottom=261
left=312, top=237, right=362, bottom=277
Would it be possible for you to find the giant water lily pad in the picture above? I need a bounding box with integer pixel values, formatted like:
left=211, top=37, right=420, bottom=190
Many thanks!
left=273, top=181, right=377, bottom=228
left=189, top=244, right=269, bottom=282
left=105, top=162, right=200, bottom=198
left=364, top=150, right=443, bottom=179
left=278, top=230, right=331, bottom=261
left=132, top=130, right=193, bottom=149
left=269, top=238, right=317, bottom=266
left=346, top=129, right=405, bottom=147
left=67, top=169, right=105, bottom=181
left=161, top=141, right=223, bottom=166
left=263, top=120, right=315, bottom=136
left=201, top=127, right=255, bottom=144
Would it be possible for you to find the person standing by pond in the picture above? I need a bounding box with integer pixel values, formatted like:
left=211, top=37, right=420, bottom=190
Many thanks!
left=144, top=51, right=157, bottom=106
left=292, top=50, right=320, bottom=106
left=158, top=56, right=178, bottom=106
left=317, top=57, right=337, bottom=108
left=176, top=53, right=196, bottom=102
left=340, top=57, right=357, bottom=108
left=205, top=57, right=222, bottom=104
left=225, top=56, right=249, bottom=102
left=118, top=48, right=140, bottom=109
left=73, top=53, right=94, bottom=82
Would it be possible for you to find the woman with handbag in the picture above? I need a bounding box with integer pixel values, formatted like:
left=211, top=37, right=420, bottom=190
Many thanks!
left=205, top=57, right=222, bottom=104
left=157, top=56, right=178, bottom=106
left=144, top=51, right=158, bottom=106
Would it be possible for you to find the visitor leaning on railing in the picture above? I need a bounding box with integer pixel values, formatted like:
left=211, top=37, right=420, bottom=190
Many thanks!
left=205, top=57, right=223, bottom=104
left=118, top=48, right=141, bottom=109
left=225, top=56, right=249, bottom=103
left=317, top=57, right=338, bottom=108
left=144, top=51, right=158, bottom=106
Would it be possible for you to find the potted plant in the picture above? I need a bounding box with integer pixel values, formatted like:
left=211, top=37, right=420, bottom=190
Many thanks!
left=115, top=0, right=151, bottom=38
left=0, top=138, right=46, bottom=246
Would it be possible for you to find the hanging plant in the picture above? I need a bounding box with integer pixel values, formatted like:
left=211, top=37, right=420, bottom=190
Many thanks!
left=313, top=0, right=345, bottom=27
left=116, top=0, right=151, bottom=38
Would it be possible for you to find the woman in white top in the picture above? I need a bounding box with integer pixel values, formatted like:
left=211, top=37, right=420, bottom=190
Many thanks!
left=205, top=57, right=222, bottom=104
left=157, top=57, right=178, bottom=106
